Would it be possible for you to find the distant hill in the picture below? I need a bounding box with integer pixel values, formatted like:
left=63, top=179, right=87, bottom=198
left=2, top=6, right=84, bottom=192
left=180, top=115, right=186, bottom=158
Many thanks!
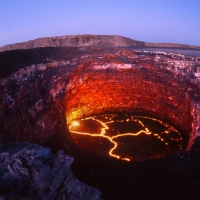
left=0, top=34, right=200, bottom=52
left=144, top=42, right=200, bottom=49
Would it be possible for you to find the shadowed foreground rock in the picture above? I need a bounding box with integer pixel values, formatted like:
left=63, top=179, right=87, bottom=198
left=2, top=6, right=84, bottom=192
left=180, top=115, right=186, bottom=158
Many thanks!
left=0, top=143, right=102, bottom=200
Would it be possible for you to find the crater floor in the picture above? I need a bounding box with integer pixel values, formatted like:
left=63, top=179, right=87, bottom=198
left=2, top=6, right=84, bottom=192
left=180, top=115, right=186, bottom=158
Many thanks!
left=69, top=113, right=184, bottom=161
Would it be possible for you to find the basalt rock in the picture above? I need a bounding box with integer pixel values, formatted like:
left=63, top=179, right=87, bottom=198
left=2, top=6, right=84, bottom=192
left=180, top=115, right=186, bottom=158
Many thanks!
left=0, top=143, right=101, bottom=200
left=1, top=35, right=200, bottom=199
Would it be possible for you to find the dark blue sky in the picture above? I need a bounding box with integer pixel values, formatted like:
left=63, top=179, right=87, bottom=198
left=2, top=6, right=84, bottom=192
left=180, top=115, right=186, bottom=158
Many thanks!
left=0, top=0, right=200, bottom=46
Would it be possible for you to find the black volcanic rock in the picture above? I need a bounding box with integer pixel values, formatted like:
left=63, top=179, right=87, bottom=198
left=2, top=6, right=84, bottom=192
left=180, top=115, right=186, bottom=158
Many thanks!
left=1, top=35, right=200, bottom=199
left=0, top=143, right=101, bottom=200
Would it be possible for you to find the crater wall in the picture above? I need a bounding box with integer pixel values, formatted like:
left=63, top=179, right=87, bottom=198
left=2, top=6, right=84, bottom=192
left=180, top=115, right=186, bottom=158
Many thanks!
left=65, top=62, right=199, bottom=149
left=0, top=47, right=200, bottom=149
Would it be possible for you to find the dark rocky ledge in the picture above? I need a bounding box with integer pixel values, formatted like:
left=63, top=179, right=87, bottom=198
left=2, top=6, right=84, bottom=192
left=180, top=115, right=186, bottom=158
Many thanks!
left=0, top=142, right=101, bottom=200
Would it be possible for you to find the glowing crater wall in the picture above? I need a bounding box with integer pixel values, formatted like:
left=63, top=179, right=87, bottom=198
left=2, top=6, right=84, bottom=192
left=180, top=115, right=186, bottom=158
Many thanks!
left=66, top=63, right=200, bottom=149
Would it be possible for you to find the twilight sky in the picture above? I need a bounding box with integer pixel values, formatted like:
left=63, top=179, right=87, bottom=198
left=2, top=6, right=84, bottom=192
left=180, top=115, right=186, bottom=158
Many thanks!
left=0, top=0, right=200, bottom=47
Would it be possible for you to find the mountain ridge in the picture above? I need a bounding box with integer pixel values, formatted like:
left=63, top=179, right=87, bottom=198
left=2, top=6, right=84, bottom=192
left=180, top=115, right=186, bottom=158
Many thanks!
left=0, top=34, right=200, bottom=52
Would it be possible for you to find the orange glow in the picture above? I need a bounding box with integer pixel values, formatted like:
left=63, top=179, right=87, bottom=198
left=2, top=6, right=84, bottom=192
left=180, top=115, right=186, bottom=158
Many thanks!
left=69, top=122, right=150, bottom=161
left=69, top=114, right=183, bottom=162
left=71, top=121, right=80, bottom=127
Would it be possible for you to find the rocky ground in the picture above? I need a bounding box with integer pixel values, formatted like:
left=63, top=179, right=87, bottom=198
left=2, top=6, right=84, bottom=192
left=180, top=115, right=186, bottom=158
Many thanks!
left=0, top=142, right=102, bottom=200
left=1, top=35, right=200, bottom=199
left=0, top=136, right=200, bottom=200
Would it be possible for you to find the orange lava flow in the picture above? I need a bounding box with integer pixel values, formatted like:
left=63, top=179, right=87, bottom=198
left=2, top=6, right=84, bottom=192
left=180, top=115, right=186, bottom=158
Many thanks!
left=69, top=117, right=152, bottom=162
left=68, top=115, right=183, bottom=162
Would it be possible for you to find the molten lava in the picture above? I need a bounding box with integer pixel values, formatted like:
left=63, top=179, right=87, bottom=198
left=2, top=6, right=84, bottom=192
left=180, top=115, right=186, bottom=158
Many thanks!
left=69, top=114, right=183, bottom=161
